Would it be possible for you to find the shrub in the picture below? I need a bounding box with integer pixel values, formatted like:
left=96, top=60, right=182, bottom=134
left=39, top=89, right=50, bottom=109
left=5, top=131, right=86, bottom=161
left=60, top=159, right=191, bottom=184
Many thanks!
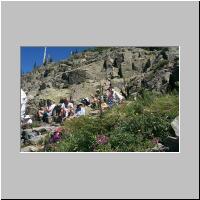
left=153, top=59, right=169, bottom=71
left=45, top=91, right=179, bottom=152
left=94, top=143, right=113, bottom=152
left=109, top=130, right=153, bottom=152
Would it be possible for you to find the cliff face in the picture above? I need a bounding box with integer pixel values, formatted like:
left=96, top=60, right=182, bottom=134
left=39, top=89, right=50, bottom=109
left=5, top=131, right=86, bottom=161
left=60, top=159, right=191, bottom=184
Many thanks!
left=21, top=47, right=179, bottom=115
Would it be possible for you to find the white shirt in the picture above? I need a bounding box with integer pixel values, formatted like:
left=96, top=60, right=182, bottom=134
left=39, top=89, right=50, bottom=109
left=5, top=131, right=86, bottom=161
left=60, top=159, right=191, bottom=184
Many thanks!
left=113, top=90, right=124, bottom=102
left=75, top=107, right=86, bottom=117
left=61, top=102, right=74, bottom=109
left=61, top=103, right=66, bottom=109
left=47, top=104, right=56, bottom=115
left=68, top=102, right=74, bottom=108
left=21, top=89, right=27, bottom=118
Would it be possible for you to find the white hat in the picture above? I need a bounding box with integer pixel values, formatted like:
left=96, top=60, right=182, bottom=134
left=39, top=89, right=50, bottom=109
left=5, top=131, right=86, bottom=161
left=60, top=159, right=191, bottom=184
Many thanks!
left=24, top=115, right=31, bottom=119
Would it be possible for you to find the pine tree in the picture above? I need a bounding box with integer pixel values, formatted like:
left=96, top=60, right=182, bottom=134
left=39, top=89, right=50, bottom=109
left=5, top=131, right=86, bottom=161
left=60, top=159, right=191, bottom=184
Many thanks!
left=33, top=61, right=37, bottom=69
left=49, top=57, right=53, bottom=63
left=118, top=65, right=123, bottom=78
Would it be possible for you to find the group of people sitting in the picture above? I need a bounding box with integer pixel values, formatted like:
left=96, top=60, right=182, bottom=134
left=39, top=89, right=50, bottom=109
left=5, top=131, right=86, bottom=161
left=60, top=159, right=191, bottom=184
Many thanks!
left=37, top=98, right=86, bottom=123
left=89, top=87, right=125, bottom=109
left=37, top=86, right=125, bottom=123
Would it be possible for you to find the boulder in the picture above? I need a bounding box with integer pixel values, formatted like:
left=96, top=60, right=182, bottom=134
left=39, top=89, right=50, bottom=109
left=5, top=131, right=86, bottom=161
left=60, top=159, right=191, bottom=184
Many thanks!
left=33, top=125, right=57, bottom=133
left=171, top=116, right=179, bottom=137
left=32, top=127, right=48, bottom=134
left=110, top=78, right=124, bottom=89
left=150, top=143, right=169, bottom=152
left=21, top=129, right=40, bottom=140
left=21, top=145, right=40, bottom=152
left=28, top=135, right=46, bottom=145
left=61, top=72, right=68, bottom=80
left=163, top=136, right=179, bottom=152
left=161, top=116, right=180, bottom=152
left=68, top=70, right=86, bottom=84
left=39, top=83, right=46, bottom=90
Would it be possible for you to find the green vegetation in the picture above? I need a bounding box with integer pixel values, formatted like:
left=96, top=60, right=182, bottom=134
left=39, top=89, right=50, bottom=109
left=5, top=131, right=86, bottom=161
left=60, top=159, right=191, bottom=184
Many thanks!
left=45, top=90, right=179, bottom=152
left=153, top=59, right=169, bottom=71
left=31, top=121, right=42, bottom=128
left=141, top=47, right=169, bottom=52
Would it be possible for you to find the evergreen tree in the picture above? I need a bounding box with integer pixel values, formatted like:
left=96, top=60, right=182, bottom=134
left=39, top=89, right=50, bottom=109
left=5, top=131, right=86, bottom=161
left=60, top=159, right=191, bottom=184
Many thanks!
left=49, top=57, right=53, bottom=63
left=33, top=61, right=37, bottom=69
left=118, top=65, right=123, bottom=78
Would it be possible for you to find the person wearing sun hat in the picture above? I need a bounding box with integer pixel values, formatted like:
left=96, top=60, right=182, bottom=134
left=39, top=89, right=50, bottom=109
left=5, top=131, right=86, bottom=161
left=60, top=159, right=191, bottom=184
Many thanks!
left=75, top=101, right=86, bottom=117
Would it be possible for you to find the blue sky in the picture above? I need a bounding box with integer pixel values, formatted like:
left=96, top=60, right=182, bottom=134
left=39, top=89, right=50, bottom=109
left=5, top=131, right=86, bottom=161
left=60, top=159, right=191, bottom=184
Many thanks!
left=21, top=47, right=91, bottom=74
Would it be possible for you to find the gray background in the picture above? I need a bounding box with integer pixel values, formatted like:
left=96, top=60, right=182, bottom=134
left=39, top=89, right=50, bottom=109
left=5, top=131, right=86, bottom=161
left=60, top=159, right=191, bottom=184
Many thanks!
left=1, top=1, right=199, bottom=199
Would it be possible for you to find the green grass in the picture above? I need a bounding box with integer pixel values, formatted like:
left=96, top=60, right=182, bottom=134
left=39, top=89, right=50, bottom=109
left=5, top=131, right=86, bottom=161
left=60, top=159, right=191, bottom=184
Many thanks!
left=31, top=121, right=42, bottom=128
left=45, top=90, right=179, bottom=152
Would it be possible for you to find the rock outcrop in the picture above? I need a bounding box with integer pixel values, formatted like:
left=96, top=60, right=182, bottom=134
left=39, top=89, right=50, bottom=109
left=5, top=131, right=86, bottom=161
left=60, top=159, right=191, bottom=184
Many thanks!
left=21, top=47, right=179, bottom=117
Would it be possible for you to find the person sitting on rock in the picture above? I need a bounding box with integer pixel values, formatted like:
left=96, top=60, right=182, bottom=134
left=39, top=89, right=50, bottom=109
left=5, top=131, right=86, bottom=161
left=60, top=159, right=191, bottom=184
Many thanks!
left=113, top=89, right=125, bottom=104
left=75, top=102, right=86, bottom=117
left=107, top=88, right=114, bottom=108
left=43, top=99, right=56, bottom=118
left=90, top=94, right=100, bottom=109
left=42, top=99, right=56, bottom=122
left=60, top=98, right=68, bottom=116
left=68, top=100, right=75, bottom=117
left=81, top=97, right=90, bottom=106
left=59, top=98, right=74, bottom=119
left=37, top=106, right=45, bottom=121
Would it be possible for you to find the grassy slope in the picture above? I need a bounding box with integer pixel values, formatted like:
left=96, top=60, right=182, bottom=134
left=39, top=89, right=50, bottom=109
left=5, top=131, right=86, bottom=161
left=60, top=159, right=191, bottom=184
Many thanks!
left=45, top=90, right=179, bottom=152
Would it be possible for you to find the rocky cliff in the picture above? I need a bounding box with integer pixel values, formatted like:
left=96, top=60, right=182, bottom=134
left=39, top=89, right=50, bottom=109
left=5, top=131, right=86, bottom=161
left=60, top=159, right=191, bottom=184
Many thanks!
left=21, top=47, right=179, bottom=116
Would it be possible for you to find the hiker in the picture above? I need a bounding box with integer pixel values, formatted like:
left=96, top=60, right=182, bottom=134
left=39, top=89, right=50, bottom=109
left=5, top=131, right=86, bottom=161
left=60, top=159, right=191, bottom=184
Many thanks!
left=75, top=102, right=86, bottom=117
left=90, top=94, right=100, bottom=109
left=37, top=106, right=45, bottom=119
left=21, top=89, right=27, bottom=119
left=21, top=89, right=33, bottom=126
left=38, top=99, right=56, bottom=122
left=49, top=127, right=62, bottom=143
left=21, top=115, right=33, bottom=126
left=58, top=98, right=67, bottom=118
left=60, top=98, right=74, bottom=118
left=107, top=88, right=114, bottom=108
left=113, top=89, right=125, bottom=104
left=81, top=97, right=90, bottom=106
left=44, top=99, right=56, bottom=118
